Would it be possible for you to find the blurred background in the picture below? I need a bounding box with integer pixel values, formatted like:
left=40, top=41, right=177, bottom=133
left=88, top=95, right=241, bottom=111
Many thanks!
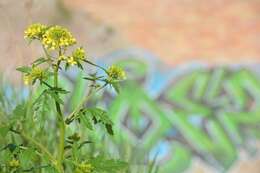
left=0, top=0, right=260, bottom=172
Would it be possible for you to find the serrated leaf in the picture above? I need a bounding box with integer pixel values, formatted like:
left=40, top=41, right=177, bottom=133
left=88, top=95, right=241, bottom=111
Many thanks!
left=73, top=107, right=114, bottom=135
left=47, top=90, right=64, bottom=105
left=86, top=108, right=113, bottom=125
left=85, top=108, right=114, bottom=135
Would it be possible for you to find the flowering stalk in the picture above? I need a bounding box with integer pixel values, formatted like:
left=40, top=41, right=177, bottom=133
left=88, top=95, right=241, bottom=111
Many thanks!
left=14, top=23, right=128, bottom=173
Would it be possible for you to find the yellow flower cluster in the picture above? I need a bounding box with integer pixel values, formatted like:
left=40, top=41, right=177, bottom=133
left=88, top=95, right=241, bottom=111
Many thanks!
left=24, top=23, right=47, bottom=40
left=58, top=55, right=77, bottom=66
left=67, top=56, right=77, bottom=66
left=75, top=163, right=94, bottom=173
left=8, top=159, right=20, bottom=168
left=72, top=47, right=85, bottom=61
left=23, top=67, right=45, bottom=85
left=58, top=55, right=67, bottom=61
left=24, top=23, right=77, bottom=50
left=58, top=47, right=86, bottom=66
left=107, top=65, right=126, bottom=81
left=42, top=25, right=76, bottom=50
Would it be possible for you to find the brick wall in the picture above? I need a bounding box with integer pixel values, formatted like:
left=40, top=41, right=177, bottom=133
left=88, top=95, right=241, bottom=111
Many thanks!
left=65, top=0, right=260, bottom=65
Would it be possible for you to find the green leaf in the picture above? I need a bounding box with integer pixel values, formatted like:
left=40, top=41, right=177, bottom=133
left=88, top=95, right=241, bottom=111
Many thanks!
left=13, top=104, right=26, bottom=117
left=32, top=90, right=53, bottom=123
left=83, top=77, right=96, bottom=82
left=32, top=57, right=48, bottom=66
left=85, top=108, right=114, bottom=135
left=47, top=90, right=64, bottom=104
left=111, top=82, right=121, bottom=94
left=16, top=66, right=31, bottom=73
left=19, top=148, right=36, bottom=168
left=105, top=124, right=114, bottom=135
left=89, top=156, right=128, bottom=173
left=65, top=63, right=69, bottom=71
left=1, top=143, right=17, bottom=152
left=0, top=125, right=9, bottom=137
left=44, top=166, right=58, bottom=173
left=78, top=140, right=92, bottom=149
left=77, top=62, right=84, bottom=70
left=80, top=112, right=93, bottom=130
left=52, top=87, right=70, bottom=94
left=86, top=108, right=113, bottom=125
left=73, top=107, right=114, bottom=135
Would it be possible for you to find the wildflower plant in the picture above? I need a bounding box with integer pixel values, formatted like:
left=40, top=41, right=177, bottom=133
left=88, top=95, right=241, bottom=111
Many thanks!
left=0, top=23, right=127, bottom=173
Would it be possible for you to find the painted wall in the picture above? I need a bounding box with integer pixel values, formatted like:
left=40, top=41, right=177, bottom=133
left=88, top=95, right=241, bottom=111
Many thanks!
left=96, top=51, right=260, bottom=173
left=1, top=1, right=260, bottom=172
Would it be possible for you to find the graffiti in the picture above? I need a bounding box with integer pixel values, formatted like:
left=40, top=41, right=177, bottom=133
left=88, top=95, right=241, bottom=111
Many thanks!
left=62, top=49, right=260, bottom=172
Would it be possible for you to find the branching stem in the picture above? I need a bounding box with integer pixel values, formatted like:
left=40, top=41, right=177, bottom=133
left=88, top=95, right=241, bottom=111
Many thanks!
left=65, top=83, right=107, bottom=124
left=54, top=48, right=66, bottom=173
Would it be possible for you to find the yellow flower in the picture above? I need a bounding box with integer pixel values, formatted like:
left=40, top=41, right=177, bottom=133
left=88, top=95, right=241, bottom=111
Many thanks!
left=42, top=25, right=76, bottom=50
left=24, top=23, right=47, bottom=40
left=9, top=159, right=20, bottom=168
left=107, top=65, right=126, bottom=81
left=72, top=47, right=85, bottom=61
left=75, top=163, right=94, bottom=173
left=63, top=47, right=86, bottom=68
left=67, top=56, right=77, bottom=66
left=58, top=55, right=67, bottom=61
left=31, top=66, right=44, bottom=79
left=23, top=75, right=32, bottom=85
left=23, top=67, right=45, bottom=85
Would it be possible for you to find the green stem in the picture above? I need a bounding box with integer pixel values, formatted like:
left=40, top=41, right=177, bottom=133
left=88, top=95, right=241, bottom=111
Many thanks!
left=54, top=49, right=65, bottom=173
left=41, top=80, right=52, bottom=88
left=65, top=83, right=107, bottom=124
left=41, top=47, right=66, bottom=173
left=83, top=59, right=107, bottom=73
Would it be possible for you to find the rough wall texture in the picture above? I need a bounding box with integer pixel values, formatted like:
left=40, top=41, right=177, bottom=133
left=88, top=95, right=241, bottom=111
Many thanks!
left=0, top=0, right=127, bottom=80
left=65, top=0, right=260, bottom=65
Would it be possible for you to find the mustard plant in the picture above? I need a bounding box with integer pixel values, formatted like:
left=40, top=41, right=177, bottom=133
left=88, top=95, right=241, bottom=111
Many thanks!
left=0, top=23, right=127, bottom=173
